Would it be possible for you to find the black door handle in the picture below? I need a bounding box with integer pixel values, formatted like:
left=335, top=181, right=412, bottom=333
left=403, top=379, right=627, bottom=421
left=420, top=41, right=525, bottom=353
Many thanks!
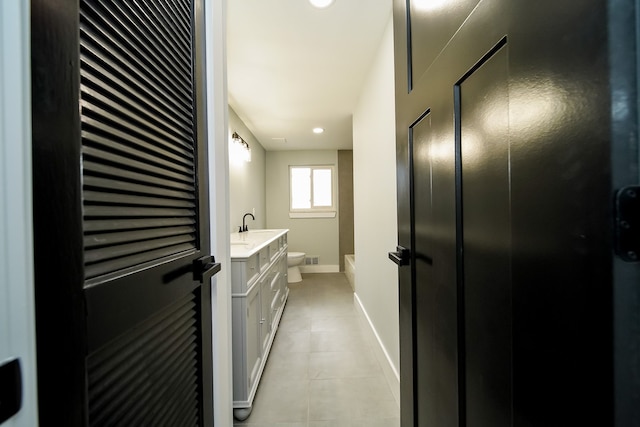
left=193, top=255, right=221, bottom=283
left=388, top=246, right=411, bottom=266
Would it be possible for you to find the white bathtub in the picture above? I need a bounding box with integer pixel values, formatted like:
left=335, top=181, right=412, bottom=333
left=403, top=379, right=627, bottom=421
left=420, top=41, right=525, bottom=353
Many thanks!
left=345, top=254, right=355, bottom=291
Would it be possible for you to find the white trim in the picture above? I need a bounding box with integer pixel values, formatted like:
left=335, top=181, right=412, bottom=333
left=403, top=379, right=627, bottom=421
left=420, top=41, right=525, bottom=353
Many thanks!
left=299, top=264, right=340, bottom=273
left=289, top=165, right=337, bottom=214
left=289, top=211, right=336, bottom=218
left=354, top=292, right=400, bottom=407
left=205, top=1, right=234, bottom=426
left=1, top=0, right=39, bottom=424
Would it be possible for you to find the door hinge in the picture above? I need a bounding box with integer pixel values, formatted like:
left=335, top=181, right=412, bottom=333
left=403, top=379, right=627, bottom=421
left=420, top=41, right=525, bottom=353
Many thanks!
left=615, top=186, right=640, bottom=262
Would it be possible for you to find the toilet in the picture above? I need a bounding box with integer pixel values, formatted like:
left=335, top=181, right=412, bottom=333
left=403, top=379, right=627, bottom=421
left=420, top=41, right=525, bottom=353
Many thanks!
left=287, top=252, right=305, bottom=283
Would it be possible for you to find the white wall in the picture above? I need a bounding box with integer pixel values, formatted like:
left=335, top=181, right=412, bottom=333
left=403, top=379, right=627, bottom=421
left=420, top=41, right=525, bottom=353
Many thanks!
left=352, top=16, right=399, bottom=377
left=228, top=106, right=267, bottom=233
left=266, top=150, right=340, bottom=270
left=0, top=0, right=39, bottom=425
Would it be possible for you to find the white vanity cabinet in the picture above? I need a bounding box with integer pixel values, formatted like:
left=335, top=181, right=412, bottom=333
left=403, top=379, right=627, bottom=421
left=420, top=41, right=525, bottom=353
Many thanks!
left=230, top=230, right=288, bottom=420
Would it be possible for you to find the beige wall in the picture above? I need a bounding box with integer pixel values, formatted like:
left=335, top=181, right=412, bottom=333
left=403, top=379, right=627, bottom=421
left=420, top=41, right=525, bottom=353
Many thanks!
left=228, top=107, right=267, bottom=233
left=353, top=17, right=399, bottom=376
left=266, top=150, right=340, bottom=270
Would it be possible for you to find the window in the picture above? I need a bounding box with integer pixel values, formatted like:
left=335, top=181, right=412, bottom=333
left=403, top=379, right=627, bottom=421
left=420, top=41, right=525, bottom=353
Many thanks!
left=289, top=165, right=336, bottom=218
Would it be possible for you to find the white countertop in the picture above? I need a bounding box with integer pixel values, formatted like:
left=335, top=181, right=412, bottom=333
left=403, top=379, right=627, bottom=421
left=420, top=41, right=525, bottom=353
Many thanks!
left=229, top=229, right=288, bottom=259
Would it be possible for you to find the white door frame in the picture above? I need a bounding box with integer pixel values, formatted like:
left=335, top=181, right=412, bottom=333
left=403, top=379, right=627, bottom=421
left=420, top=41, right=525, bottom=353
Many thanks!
left=205, top=0, right=234, bottom=426
left=0, top=0, right=39, bottom=425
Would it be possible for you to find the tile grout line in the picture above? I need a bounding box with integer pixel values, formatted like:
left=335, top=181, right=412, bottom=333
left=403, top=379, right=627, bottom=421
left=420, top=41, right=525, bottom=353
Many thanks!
left=237, top=273, right=399, bottom=426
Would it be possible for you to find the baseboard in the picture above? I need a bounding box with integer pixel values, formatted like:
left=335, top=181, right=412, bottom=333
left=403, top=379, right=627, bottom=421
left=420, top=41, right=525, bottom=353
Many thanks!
left=299, top=264, right=339, bottom=273
left=353, top=293, right=400, bottom=407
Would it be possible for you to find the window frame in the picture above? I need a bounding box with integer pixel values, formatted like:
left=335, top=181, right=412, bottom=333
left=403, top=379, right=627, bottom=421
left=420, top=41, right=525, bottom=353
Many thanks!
left=289, top=165, right=337, bottom=218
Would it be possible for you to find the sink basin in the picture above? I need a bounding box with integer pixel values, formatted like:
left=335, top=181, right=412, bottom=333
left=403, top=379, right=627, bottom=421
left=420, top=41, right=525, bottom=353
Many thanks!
left=231, top=240, right=255, bottom=249
left=229, top=228, right=287, bottom=258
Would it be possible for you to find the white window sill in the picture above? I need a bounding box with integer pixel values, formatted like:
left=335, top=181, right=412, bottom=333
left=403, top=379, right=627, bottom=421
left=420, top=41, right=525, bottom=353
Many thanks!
left=289, top=211, right=336, bottom=219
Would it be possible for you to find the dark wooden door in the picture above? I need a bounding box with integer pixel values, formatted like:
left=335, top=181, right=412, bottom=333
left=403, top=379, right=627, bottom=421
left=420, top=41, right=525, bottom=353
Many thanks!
left=31, top=0, right=218, bottom=425
left=392, top=0, right=640, bottom=426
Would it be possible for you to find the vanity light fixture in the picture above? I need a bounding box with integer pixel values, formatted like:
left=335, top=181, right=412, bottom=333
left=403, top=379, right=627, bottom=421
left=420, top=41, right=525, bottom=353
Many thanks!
left=312, top=127, right=324, bottom=134
left=309, top=0, right=334, bottom=9
left=232, top=132, right=252, bottom=162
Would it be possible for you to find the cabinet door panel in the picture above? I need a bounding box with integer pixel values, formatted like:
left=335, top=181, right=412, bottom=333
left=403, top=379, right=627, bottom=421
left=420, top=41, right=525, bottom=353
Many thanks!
left=260, top=278, right=272, bottom=355
left=247, top=287, right=261, bottom=388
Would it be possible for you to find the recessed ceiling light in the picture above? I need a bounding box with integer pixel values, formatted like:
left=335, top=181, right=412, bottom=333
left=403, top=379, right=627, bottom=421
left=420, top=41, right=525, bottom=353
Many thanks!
left=313, top=127, right=324, bottom=134
left=309, top=0, right=334, bottom=9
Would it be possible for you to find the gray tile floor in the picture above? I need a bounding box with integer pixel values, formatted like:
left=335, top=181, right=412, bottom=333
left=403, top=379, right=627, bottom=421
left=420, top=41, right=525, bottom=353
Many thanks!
left=234, top=273, right=400, bottom=427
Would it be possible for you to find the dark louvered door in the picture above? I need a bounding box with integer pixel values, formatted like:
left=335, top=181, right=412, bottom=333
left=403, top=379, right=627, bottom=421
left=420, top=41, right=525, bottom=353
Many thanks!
left=31, top=0, right=215, bottom=425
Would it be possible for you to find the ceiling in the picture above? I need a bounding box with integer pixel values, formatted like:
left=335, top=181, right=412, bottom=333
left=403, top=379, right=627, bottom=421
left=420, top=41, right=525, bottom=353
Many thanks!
left=227, top=0, right=392, bottom=151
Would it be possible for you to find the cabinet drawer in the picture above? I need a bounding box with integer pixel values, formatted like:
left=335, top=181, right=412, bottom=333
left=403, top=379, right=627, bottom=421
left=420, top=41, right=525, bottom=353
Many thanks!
left=259, top=247, right=269, bottom=271
left=270, top=289, right=281, bottom=313
left=245, top=253, right=259, bottom=285
left=269, top=271, right=281, bottom=292
left=269, top=240, right=279, bottom=261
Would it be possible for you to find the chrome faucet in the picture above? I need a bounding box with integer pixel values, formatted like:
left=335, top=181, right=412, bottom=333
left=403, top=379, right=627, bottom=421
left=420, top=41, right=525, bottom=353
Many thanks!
left=240, top=212, right=255, bottom=232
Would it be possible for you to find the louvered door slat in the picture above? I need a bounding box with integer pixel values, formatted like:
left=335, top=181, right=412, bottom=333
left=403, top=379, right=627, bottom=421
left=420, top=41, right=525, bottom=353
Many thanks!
left=169, top=0, right=191, bottom=34
left=161, top=382, right=198, bottom=427
left=118, top=2, right=191, bottom=74
left=83, top=102, right=192, bottom=155
left=85, top=234, right=194, bottom=263
left=81, top=71, right=192, bottom=141
left=81, top=41, right=191, bottom=120
left=83, top=205, right=194, bottom=218
left=152, top=353, right=198, bottom=420
left=82, top=121, right=193, bottom=168
left=93, top=366, right=153, bottom=424
left=90, top=329, right=197, bottom=424
left=183, top=410, right=199, bottom=427
left=161, top=1, right=191, bottom=44
left=111, top=1, right=192, bottom=86
left=151, top=337, right=198, bottom=384
left=83, top=191, right=195, bottom=209
left=82, top=91, right=192, bottom=151
left=84, top=217, right=195, bottom=233
left=81, top=3, right=192, bottom=101
left=81, top=57, right=192, bottom=135
left=82, top=128, right=193, bottom=173
left=124, top=392, right=156, bottom=427
left=143, top=1, right=191, bottom=55
left=83, top=146, right=192, bottom=184
left=82, top=113, right=192, bottom=169
left=80, top=13, right=191, bottom=114
left=85, top=243, right=195, bottom=279
left=81, top=85, right=190, bottom=146
left=92, top=338, right=197, bottom=419
left=83, top=176, right=194, bottom=200
left=84, top=160, right=194, bottom=192
left=84, top=226, right=196, bottom=249
left=83, top=2, right=192, bottom=101
left=88, top=293, right=200, bottom=426
left=89, top=302, right=195, bottom=384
